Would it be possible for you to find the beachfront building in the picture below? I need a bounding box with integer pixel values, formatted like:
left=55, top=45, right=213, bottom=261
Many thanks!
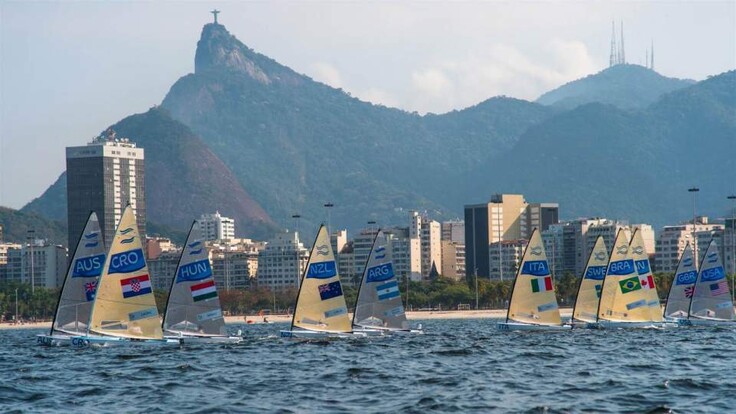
left=66, top=129, right=145, bottom=250
left=198, top=212, right=235, bottom=241
left=256, top=231, right=309, bottom=291
left=655, top=217, right=725, bottom=272
left=2, top=240, right=67, bottom=288
left=488, top=239, right=528, bottom=281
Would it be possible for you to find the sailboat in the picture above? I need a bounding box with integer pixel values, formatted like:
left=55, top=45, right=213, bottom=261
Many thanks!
left=280, top=224, right=364, bottom=339
left=629, top=228, right=664, bottom=322
left=162, top=221, right=242, bottom=343
left=595, top=229, right=665, bottom=328
left=72, top=205, right=177, bottom=347
left=663, top=243, right=697, bottom=323
left=687, top=239, right=735, bottom=325
left=352, top=229, right=420, bottom=334
left=37, top=212, right=106, bottom=346
left=571, top=236, right=608, bottom=327
left=497, top=229, right=569, bottom=331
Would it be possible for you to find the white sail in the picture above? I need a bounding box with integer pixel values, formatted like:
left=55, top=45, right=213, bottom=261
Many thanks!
left=663, top=244, right=696, bottom=318
left=88, top=206, right=163, bottom=339
left=690, top=240, right=735, bottom=321
left=291, top=225, right=351, bottom=333
left=506, top=229, right=562, bottom=326
left=572, top=236, right=608, bottom=323
left=597, top=229, right=657, bottom=323
left=51, top=212, right=106, bottom=335
left=353, top=230, right=408, bottom=330
left=163, top=222, right=226, bottom=336
left=629, top=229, right=663, bottom=322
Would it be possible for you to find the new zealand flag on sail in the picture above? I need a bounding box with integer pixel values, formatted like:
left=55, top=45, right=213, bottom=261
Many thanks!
left=318, top=281, right=343, bottom=301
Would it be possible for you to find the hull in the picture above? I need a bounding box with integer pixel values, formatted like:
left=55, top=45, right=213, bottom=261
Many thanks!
left=70, top=334, right=181, bottom=348
left=36, top=333, right=75, bottom=346
left=164, top=334, right=243, bottom=344
left=595, top=320, right=671, bottom=329
left=279, top=329, right=367, bottom=340
left=687, top=317, right=736, bottom=326
left=496, top=322, right=571, bottom=331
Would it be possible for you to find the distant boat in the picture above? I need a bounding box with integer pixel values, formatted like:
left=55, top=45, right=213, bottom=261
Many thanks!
left=281, top=224, right=366, bottom=339
left=663, top=243, right=697, bottom=322
left=687, top=239, right=735, bottom=325
left=571, top=236, right=608, bottom=326
left=37, top=212, right=106, bottom=346
left=352, top=229, right=421, bottom=334
left=162, top=221, right=242, bottom=343
left=497, top=229, right=569, bottom=331
left=72, top=205, right=178, bottom=347
left=595, top=229, right=666, bottom=328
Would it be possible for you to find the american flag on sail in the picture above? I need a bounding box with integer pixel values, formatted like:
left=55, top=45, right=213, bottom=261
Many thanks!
left=710, top=281, right=729, bottom=296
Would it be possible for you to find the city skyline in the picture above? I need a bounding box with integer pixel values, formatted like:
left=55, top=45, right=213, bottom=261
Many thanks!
left=1, top=2, right=734, bottom=209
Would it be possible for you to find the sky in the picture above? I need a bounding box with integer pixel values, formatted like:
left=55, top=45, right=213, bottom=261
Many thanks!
left=1, top=1, right=734, bottom=209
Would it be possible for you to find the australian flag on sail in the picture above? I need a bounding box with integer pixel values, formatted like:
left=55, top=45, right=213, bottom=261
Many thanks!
left=84, top=281, right=97, bottom=301
left=318, top=281, right=343, bottom=301
left=521, top=260, right=550, bottom=276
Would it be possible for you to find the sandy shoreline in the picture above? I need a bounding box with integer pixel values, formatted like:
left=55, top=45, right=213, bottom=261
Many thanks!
left=2, top=309, right=574, bottom=330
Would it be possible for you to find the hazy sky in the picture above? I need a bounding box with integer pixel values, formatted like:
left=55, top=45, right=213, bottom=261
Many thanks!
left=1, top=1, right=734, bottom=209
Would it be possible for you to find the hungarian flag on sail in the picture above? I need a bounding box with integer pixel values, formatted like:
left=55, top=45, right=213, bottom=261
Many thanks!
left=530, top=277, right=553, bottom=293
left=191, top=280, right=218, bottom=302
left=120, top=275, right=152, bottom=298
left=639, top=274, right=656, bottom=290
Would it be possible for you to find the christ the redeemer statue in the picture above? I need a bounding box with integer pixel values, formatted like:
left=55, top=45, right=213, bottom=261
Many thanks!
left=211, top=9, right=220, bottom=24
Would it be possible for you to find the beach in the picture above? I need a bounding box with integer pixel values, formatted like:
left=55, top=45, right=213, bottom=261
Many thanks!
left=1, top=308, right=575, bottom=330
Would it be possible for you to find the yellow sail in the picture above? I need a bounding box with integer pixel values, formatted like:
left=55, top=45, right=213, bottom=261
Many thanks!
left=88, top=206, right=163, bottom=339
left=629, top=229, right=664, bottom=322
left=572, top=236, right=608, bottom=323
left=292, top=225, right=351, bottom=333
left=598, top=229, right=654, bottom=322
left=507, top=229, right=561, bottom=325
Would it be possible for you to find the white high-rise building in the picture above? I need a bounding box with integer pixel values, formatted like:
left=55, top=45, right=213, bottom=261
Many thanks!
left=3, top=240, right=67, bottom=289
left=198, top=212, right=235, bottom=241
left=410, top=211, right=442, bottom=280
left=655, top=219, right=724, bottom=272
left=256, top=231, right=309, bottom=291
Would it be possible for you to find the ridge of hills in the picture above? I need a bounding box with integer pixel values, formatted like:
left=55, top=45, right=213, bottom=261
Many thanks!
left=18, top=21, right=735, bottom=244
left=536, top=64, right=696, bottom=110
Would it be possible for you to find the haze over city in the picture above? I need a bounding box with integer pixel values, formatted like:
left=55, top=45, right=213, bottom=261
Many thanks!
left=1, top=1, right=734, bottom=209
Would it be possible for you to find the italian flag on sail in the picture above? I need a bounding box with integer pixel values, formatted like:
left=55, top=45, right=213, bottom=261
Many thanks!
left=531, top=276, right=553, bottom=293
left=191, top=280, right=218, bottom=302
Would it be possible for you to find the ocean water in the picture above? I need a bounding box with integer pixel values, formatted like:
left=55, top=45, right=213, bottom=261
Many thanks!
left=3, top=319, right=736, bottom=413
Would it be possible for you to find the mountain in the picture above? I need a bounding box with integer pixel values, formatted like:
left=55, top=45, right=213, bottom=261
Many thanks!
left=161, top=23, right=553, bottom=232
left=536, top=64, right=695, bottom=110
left=0, top=207, right=67, bottom=245
left=23, top=108, right=279, bottom=240
left=480, top=70, right=736, bottom=227
left=23, top=21, right=732, bottom=240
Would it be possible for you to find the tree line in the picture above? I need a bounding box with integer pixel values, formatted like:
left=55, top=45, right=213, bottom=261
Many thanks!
left=0, top=271, right=695, bottom=321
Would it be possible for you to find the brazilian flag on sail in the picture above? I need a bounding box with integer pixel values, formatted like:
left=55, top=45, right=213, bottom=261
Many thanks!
left=619, top=276, right=642, bottom=294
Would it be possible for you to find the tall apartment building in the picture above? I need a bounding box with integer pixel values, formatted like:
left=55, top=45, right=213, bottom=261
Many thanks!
left=441, top=240, right=466, bottom=281
left=410, top=212, right=442, bottom=279
left=655, top=219, right=724, bottom=272
left=488, top=239, right=528, bottom=280
left=66, top=129, right=145, bottom=250
left=441, top=220, right=465, bottom=243
left=725, top=218, right=736, bottom=276
left=465, top=194, right=559, bottom=279
left=2, top=241, right=67, bottom=288
left=541, top=224, right=565, bottom=278
left=198, top=212, right=235, bottom=241
left=256, top=231, right=309, bottom=291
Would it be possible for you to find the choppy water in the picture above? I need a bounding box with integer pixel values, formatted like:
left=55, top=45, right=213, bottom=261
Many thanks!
left=3, top=319, right=736, bottom=413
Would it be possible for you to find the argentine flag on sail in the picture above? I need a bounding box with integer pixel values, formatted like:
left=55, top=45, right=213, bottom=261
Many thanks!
left=376, top=281, right=400, bottom=301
